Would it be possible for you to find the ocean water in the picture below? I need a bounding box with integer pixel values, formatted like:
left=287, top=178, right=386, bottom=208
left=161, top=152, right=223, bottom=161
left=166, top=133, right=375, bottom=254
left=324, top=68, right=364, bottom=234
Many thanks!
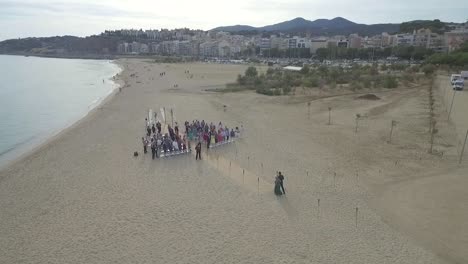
left=0, top=55, right=121, bottom=168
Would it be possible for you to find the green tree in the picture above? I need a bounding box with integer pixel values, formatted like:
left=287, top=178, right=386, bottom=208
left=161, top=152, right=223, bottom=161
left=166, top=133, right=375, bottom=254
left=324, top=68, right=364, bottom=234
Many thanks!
left=245, top=66, right=258, bottom=78
left=237, top=74, right=246, bottom=85
left=316, top=48, right=329, bottom=60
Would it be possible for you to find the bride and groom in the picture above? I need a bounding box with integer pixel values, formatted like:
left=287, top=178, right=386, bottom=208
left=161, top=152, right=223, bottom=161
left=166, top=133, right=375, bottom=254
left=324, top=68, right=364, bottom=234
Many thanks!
left=274, top=171, right=285, bottom=196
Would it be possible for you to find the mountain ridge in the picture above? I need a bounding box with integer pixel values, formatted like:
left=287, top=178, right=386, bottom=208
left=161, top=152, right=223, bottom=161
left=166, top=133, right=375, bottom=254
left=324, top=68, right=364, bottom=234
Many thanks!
left=212, top=17, right=400, bottom=36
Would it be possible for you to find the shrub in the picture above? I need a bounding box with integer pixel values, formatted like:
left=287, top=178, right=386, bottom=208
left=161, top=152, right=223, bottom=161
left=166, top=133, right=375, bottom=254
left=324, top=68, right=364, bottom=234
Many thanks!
left=402, top=73, right=414, bottom=82
left=421, top=64, right=435, bottom=76
left=351, top=81, right=362, bottom=90
left=389, top=63, right=408, bottom=71
left=303, top=77, right=319, bottom=87
left=408, top=65, right=420, bottom=73
left=300, top=65, right=310, bottom=74
left=283, top=86, right=292, bottom=95
left=237, top=74, right=246, bottom=85
left=362, top=78, right=372, bottom=88
left=383, top=75, right=398, bottom=88
left=245, top=66, right=258, bottom=78
left=369, top=64, right=379, bottom=75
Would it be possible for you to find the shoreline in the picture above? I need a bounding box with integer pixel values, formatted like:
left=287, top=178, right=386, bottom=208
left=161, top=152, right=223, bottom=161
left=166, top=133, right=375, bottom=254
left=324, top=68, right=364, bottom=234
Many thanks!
left=0, top=52, right=201, bottom=61
left=0, top=59, right=124, bottom=172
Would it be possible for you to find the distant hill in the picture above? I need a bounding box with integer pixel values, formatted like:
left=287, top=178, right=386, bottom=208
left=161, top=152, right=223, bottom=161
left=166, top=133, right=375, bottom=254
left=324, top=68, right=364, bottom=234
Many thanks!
left=213, top=17, right=400, bottom=36
left=214, top=25, right=257, bottom=32
left=399, top=19, right=450, bottom=34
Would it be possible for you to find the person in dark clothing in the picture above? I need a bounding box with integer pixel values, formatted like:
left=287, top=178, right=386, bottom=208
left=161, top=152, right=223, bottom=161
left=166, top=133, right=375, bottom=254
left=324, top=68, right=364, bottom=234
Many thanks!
left=278, top=171, right=285, bottom=194
left=195, top=142, right=202, bottom=160
left=207, top=132, right=211, bottom=149
left=151, top=124, right=156, bottom=134
left=146, top=126, right=151, bottom=136
left=156, top=122, right=161, bottom=133
left=142, top=137, right=148, bottom=154
left=151, top=139, right=156, bottom=159
left=274, top=175, right=283, bottom=196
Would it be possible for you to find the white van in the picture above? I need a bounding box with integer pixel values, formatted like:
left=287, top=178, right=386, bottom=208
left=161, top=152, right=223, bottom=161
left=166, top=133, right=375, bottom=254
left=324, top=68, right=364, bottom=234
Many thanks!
left=451, top=74, right=462, bottom=85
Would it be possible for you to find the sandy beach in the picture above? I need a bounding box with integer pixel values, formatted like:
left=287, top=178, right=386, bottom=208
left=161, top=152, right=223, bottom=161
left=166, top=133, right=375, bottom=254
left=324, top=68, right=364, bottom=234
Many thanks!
left=1, top=59, right=467, bottom=263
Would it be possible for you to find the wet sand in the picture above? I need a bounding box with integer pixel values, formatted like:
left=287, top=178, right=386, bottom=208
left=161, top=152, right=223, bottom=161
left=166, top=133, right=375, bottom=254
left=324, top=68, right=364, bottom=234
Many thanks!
left=0, top=59, right=466, bottom=263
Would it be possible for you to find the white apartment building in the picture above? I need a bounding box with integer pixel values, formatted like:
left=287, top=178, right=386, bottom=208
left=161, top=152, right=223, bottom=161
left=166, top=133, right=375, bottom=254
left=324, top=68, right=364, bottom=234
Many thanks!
left=287, top=36, right=310, bottom=48
left=259, top=38, right=271, bottom=50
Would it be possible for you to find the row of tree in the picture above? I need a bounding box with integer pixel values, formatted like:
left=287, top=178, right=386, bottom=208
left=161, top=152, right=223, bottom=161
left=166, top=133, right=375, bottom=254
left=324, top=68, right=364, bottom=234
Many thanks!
left=425, top=42, right=468, bottom=67
left=257, top=46, right=435, bottom=61
left=232, top=63, right=420, bottom=96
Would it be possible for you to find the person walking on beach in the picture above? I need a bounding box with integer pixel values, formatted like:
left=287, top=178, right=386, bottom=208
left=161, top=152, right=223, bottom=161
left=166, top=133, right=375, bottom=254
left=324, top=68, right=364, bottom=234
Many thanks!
left=274, top=173, right=283, bottom=196
left=142, top=137, right=148, bottom=154
left=278, top=171, right=285, bottom=194
left=195, top=142, right=202, bottom=160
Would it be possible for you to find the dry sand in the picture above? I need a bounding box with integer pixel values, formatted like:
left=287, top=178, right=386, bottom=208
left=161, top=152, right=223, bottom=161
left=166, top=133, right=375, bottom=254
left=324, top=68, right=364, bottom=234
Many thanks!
left=0, top=59, right=467, bottom=263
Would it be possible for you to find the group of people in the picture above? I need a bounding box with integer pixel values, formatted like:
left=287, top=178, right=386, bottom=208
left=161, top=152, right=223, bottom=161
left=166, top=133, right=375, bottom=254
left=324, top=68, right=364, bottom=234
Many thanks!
left=159, top=72, right=166, bottom=76
left=142, top=120, right=191, bottom=159
left=184, top=120, right=242, bottom=149
left=142, top=117, right=242, bottom=160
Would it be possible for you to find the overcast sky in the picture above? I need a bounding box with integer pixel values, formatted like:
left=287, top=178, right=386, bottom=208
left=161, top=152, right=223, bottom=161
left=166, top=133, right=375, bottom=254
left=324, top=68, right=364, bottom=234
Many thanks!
left=1, top=0, right=467, bottom=40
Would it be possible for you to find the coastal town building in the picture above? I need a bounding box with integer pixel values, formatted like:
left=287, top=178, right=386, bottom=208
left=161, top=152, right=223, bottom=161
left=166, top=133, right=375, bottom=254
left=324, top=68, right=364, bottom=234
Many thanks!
left=310, top=38, right=328, bottom=53
left=111, top=24, right=468, bottom=57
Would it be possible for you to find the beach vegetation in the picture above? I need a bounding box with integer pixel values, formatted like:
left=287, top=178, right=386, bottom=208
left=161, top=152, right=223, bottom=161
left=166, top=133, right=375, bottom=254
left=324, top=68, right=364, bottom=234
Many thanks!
left=225, top=63, right=416, bottom=95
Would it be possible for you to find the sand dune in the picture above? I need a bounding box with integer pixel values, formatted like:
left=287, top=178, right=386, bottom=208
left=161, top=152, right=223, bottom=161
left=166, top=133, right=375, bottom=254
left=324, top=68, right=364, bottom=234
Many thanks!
left=1, top=59, right=466, bottom=263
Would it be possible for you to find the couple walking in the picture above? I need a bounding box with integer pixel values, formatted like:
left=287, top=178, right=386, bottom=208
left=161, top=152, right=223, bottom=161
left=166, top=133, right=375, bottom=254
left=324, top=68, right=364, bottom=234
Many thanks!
left=274, top=171, right=285, bottom=196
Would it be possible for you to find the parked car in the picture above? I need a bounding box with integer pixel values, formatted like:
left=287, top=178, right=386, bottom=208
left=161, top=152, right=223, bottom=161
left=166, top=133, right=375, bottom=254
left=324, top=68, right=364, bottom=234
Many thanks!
left=453, top=80, right=464, bottom=91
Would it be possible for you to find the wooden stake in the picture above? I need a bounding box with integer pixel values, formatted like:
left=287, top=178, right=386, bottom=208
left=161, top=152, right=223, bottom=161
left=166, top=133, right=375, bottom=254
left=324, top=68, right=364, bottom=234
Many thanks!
left=388, top=120, right=396, bottom=143
left=429, top=120, right=437, bottom=154
left=459, top=129, right=468, bottom=164
left=242, top=169, right=245, bottom=184
left=355, top=207, right=359, bottom=227
left=317, top=198, right=320, bottom=219
left=448, top=90, right=456, bottom=121
left=257, top=177, right=259, bottom=194
left=333, top=172, right=336, bottom=189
